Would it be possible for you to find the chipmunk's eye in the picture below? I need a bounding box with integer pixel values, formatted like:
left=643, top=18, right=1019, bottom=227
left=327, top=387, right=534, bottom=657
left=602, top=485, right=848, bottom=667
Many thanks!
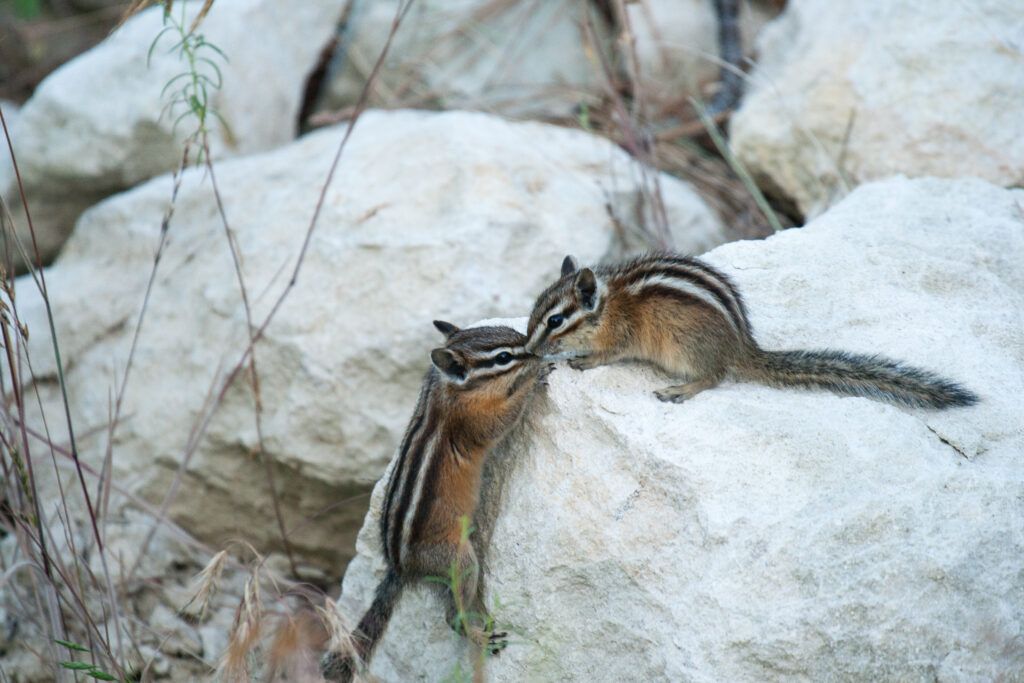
left=495, top=352, right=513, bottom=365
left=547, top=314, right=564, bottom=330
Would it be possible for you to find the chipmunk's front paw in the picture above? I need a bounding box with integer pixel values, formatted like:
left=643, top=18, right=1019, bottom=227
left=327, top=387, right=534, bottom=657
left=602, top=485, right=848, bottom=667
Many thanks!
left=487, top=630, right=509, bottom=655
left=538, top=363, right=556, bottom=386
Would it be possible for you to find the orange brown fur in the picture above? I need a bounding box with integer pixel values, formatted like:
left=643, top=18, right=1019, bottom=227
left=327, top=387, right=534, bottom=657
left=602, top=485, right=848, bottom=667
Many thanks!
left=323, top=323, right=549, bottom=682
left=527, top=253, right=977, bottom=408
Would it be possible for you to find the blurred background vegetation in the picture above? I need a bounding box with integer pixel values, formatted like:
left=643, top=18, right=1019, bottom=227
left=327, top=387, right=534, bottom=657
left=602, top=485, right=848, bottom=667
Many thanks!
left=1, top=0, right=130, bottom=102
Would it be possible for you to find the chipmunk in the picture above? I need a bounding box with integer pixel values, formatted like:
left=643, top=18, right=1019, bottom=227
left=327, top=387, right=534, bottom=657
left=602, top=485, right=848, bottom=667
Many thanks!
left=322, top=322, right=550, bottom=682
left=526, top=253, right=978, bottom=408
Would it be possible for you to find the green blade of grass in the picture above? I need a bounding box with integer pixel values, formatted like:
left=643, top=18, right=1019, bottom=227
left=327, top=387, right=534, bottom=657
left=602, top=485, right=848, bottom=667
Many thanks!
left=690, top=97, right=783, bottom=233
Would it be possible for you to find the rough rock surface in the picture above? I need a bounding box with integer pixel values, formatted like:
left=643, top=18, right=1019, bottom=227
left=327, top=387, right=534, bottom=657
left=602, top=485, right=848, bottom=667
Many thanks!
left=2, top=0, right=343, bottom=266
left=324, top=1, right=781, bottom=119
left=14, top=109, right=726, bottom=573
left=730, top=0, right=1024, bottom=218
left=323, top=0, right=603, bottom=119
left=337, top=177, right=1024, bottom=681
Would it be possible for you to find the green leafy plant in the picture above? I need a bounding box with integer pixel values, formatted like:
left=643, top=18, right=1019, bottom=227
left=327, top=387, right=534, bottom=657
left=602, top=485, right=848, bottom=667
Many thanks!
left=425, top=516, right=514, bottom=681
left=55, top=640, right=122, bottom=681
left=148, top=0, right=230, bottom=155
left=12, top=0, right=41, bottom=19
left=578, top=100, right=592, bottom=132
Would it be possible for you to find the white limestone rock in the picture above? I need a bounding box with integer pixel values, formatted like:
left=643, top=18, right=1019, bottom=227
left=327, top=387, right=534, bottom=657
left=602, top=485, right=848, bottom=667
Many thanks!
left=0, top=100, right=17, bottom=187
left=324, top=0, right=780, bottom=119
left=730, top=0, right=1024, bottom=218
left=13, top=109, right=726, bottom=572
left=337, top=177, right=1024, bottom=680
left=323, top=0, right=603, bottom=118
left=3, top=0, right=343, bottom=265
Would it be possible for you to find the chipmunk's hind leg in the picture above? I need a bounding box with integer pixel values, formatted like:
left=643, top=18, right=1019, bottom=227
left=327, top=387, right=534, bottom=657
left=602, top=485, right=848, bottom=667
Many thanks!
left=654, top=338, right=730, bottom=403
left=440, top=542, right=508, bottom=656
left=654, top=368, right=727, bottom=403
left=652, top=309, right=735, bottom=403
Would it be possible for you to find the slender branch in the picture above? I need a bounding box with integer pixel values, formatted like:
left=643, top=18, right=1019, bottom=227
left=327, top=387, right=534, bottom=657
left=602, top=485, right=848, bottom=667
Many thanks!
left=200, top=134, right=298, bottom=577
left=130, top=0, right=417, bottom=574
left=584, top=5, right=671, bottom=248
left=0, top=103, right=99, bottom=556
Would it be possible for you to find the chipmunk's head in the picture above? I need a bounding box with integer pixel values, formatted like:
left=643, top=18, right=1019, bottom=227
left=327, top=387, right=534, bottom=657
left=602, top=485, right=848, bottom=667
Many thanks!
left=526, top=255, right=605, bottom=356
left=431, top=319, right=548, bottom=397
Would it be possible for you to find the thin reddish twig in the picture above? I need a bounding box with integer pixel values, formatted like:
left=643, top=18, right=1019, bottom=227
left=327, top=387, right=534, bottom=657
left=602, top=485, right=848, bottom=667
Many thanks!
left=131, top=0, right=417, bottom=578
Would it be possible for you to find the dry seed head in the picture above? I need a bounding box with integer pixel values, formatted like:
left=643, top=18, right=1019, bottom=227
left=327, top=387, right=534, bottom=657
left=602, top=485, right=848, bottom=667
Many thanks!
left=179, top=549, right=227, bottom=621
left=218, top=572, right=265, bottom=682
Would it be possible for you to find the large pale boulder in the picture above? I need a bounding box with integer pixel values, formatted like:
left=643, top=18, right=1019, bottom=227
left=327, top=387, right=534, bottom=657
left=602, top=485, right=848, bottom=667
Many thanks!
left=337, top=176, right=1024, bottom=680
left=14, top=109, right=726, bottom=573
left=2, top=0, right=343, bottom=266
left=730, top=0, right=1024, bottom=218
left=323, top=1, right=781, bottom=119
left=322, top=0, right=604, bottom=119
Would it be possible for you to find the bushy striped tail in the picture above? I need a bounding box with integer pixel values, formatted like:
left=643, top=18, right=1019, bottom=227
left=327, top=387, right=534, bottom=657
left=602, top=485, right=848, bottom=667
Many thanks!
left=322, top=568, right=403, bottom=682
left=740, top=348, right=979, bottom=409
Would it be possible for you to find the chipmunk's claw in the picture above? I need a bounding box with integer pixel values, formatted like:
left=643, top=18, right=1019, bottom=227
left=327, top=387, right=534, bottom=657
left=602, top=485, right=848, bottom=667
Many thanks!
left=538, top=361, right=557, bottom=386
left=487, top=630, right=509, bottom=655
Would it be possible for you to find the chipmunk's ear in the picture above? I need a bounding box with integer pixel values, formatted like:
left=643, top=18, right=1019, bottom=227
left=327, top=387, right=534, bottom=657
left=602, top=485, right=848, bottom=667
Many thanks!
left=561, top=255, right=579, bottom=277
left=575, top=268, right=598, bottom=310
left=433, top=320, right=460, bottom=338
left=431, top=348, right=467, bottom=382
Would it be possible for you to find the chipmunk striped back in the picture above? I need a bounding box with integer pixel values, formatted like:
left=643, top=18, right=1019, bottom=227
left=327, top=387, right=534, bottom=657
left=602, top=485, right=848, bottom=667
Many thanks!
left=323, top=322, right=548, bottom=682
left=526, top=252, right=977, bottom=409
left=379, top=324, right=540, bottom=573
left=527, top=252, right=752, bottom=354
